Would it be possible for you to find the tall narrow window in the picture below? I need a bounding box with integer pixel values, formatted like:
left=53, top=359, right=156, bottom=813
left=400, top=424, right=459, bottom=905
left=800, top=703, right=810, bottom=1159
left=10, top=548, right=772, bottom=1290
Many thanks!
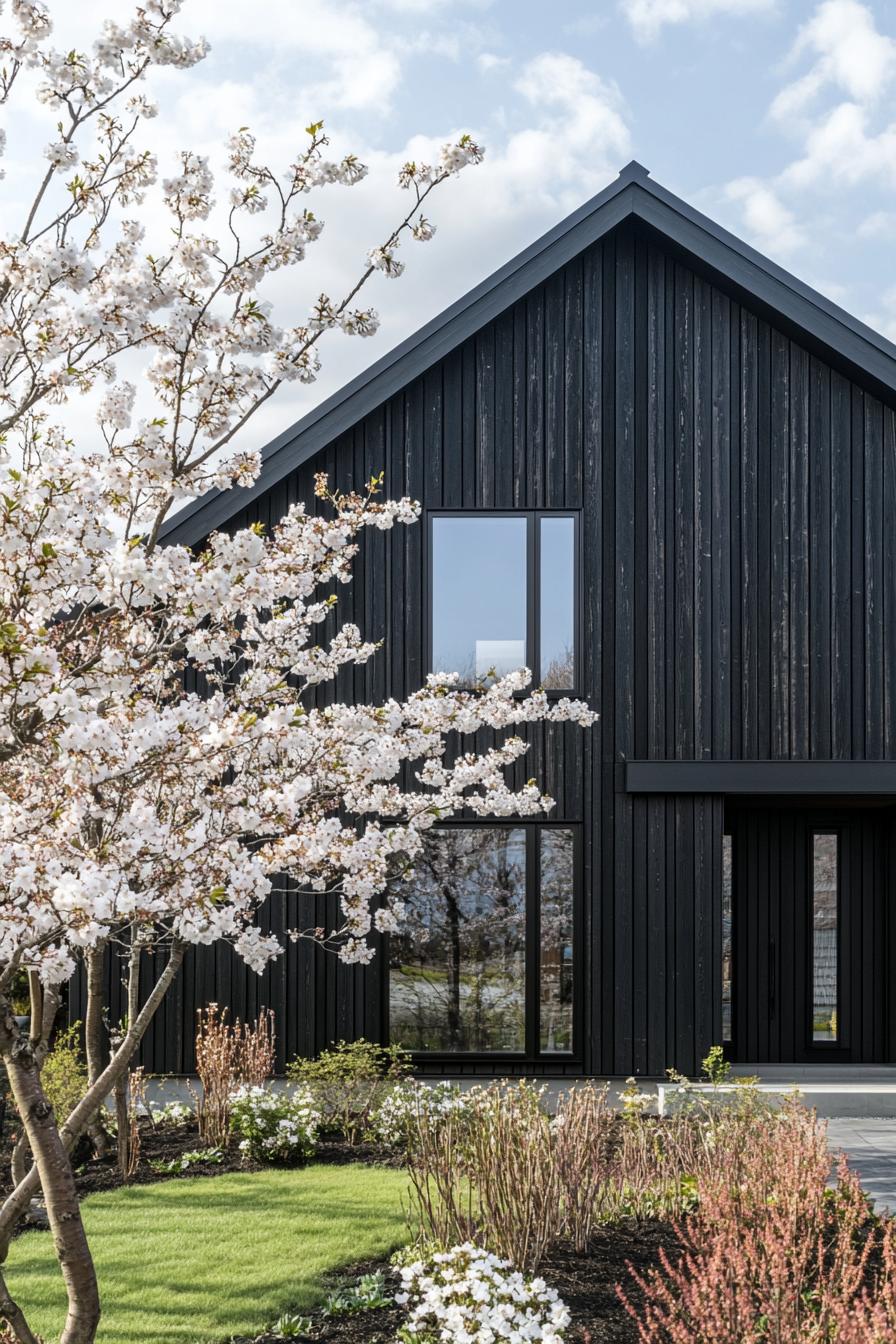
left=389, top=828, right=527, bottom=1052
left=539, top=517, right=576, bottom=690
left=812, top=832, right=839, bottom=1042
left=389, top=826, right=577, bottom=1056
left=430, top=513, right=578, bottom=689
left=721, top=833, right=733, bottom=1045
left=539, top=829, right=574, bottom=1053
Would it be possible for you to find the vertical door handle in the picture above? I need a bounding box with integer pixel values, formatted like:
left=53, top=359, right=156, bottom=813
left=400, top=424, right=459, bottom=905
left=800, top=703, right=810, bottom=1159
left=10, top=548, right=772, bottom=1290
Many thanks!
left=769, top=942, right=776, bottom=1015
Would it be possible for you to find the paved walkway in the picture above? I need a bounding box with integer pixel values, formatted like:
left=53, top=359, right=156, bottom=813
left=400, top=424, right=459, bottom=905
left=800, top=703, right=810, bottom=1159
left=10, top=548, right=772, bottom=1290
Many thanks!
left=828, top=1119, right=896, bottom=1212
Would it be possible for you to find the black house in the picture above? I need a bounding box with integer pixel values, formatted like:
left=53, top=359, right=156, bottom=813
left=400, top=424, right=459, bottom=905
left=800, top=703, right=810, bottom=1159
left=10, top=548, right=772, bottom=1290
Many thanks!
left=154, top=162, right=896, bottom=1078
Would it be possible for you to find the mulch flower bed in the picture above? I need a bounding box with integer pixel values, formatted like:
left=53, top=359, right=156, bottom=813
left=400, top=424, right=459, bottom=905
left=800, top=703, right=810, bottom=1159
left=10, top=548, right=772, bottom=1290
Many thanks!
left=236, top=1228, right=682, bottom=1344
left=0, top=1118, right=681, bottom=1339
left=0, top=1118, right=401, bottom=1207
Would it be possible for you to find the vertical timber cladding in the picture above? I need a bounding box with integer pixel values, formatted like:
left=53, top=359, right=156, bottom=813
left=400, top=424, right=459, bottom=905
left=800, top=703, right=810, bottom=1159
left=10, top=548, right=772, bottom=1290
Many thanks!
left=123, top=214, right=896, bottom=1076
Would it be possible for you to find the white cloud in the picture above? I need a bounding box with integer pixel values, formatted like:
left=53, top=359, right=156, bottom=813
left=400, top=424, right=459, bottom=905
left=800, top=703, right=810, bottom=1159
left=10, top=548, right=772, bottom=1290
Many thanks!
left=858, top=210, right=896, bottom=238
left=504, top=53, right=631, bottom=208
left=620, top=0, right=774, bottom=43
left=770, top=0, right=895, bottom=122
left=724, top=176, right=807, bottom=255
left=374, top=0, right=492, bottom=10
left=780, top=102, right=896, bottom=188
left=863, top=285, right=896, bottom=343
left=477, top=52, right=510, bottom=71
left=722, top=0, right=896, bottom=275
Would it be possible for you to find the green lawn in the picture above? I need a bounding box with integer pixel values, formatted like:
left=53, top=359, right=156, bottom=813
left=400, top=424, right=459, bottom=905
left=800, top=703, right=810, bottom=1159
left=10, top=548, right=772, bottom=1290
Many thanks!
left=6, top=1164, right=409, bottom=1344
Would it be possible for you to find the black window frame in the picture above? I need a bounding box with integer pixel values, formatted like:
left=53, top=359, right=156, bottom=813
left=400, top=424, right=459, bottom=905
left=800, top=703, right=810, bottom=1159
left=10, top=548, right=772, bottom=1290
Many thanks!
left=384, top=820, right=583, bottom=1065
left=425, top=510, right=582, bottom=696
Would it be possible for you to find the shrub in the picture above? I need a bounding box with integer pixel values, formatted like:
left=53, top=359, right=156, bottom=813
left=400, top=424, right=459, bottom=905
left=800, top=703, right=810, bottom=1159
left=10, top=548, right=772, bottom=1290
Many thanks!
left=406, top=1081, right=564, bottom=1272
left=405, top=1078, right=779, bottom=1269
left=149, top=1147, right=223, bottom=1175
left=395, top=1244, right=570, bottom=1344
left=324, top=1271, right=392, bottom=1316
left=148, top=1099, right=193, bottom=1127
left=228, top=1084, right=319, bottom=1163
left=194, top=1004, right=276, bottom=1146
left=370, top=1080, right=471, bottom=1149
left=552, top=1084, right=618, bottom=1251
left=41, top=1023, right=89, bottom=1121
left=700, top=1045, right=730, bottom=1086
left=287, top=1038, right=411, bottom=1144
left=619, top=1101, right=887, bottom=1343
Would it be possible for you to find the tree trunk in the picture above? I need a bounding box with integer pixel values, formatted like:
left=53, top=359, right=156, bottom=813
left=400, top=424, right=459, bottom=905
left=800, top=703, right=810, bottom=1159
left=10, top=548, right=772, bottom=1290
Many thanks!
left=444, top=887, right=462, bottom=1048
left=9, top=977, right=60, bottom=1197
left=9, top=1134, right=29, bottom=1188
left=83, top=945, right=108, bottom=1158
left=115, top=1073, right=129, bottom=1181
left=0, top=1273, right=40, bottom=1344
left=0, top=942, right=185, bottom=1255
left=0, top=1006, right=100, bottom=1344
left=116, top=942, right=141, bottom=1181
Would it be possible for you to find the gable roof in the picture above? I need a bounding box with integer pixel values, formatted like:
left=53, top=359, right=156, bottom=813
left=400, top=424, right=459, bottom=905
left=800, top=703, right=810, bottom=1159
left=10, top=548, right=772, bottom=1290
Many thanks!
left=161, top=161, right=896, bottom=546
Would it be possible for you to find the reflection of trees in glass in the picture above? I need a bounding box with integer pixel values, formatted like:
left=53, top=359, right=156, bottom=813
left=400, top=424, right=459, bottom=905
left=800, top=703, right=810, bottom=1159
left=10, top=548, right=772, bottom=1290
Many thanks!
left=389, top=828, right=526, bottom=1052
left=722, top=834, right=732, bottom=1043
left=812, top=833, right=838, bottom=1041
left=540, top=647, right=575, bottom=691
left=539, top=830, right=574, bottom=1052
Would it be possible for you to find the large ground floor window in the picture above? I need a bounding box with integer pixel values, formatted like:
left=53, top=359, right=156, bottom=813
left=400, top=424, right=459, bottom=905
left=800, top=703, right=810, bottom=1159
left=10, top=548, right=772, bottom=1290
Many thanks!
left=388, top=824, right=578, bottom=1056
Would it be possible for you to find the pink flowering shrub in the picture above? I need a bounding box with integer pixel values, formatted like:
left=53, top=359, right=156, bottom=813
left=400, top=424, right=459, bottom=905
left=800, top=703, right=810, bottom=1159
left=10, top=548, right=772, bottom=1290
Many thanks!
left=620, top=1100, right=894, bottom=1343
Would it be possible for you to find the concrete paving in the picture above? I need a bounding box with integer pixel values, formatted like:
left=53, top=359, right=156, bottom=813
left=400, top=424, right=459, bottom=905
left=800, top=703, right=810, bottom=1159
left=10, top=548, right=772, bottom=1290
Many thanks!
left=828, top=1119, right=896, bottom=1212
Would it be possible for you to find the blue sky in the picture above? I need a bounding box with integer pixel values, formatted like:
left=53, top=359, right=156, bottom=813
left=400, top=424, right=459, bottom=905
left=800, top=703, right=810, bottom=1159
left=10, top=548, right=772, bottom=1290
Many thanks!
left=21, top=0, right=896, bottom=452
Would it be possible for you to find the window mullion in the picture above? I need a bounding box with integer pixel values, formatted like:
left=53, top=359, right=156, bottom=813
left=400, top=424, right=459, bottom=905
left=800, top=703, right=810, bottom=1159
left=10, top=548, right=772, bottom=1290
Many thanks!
left=530, top=512, right=539, bottom=686
left=526, top=826, right=539, bottom=1058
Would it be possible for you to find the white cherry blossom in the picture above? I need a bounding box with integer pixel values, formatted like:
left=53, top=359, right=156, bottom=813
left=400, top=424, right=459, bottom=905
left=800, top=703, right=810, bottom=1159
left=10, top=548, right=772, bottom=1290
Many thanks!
left=0, top=7, right=588, bottom=1338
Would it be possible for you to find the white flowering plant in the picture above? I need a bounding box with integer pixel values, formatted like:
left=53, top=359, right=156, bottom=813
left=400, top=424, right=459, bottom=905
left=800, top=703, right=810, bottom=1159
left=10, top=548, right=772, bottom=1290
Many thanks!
left=371, top=1081, right=474, bottom=1150
left=228, top=1084, right=320, bottom=1164
left=394, top=1244, right=570, bottom=1344
left=147, top=1100, right=193, bottom=1128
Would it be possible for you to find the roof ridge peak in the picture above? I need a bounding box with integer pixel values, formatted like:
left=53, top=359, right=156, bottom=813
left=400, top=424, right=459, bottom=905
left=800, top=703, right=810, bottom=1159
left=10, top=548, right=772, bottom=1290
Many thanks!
left=617, top=160, right=651, bottom=182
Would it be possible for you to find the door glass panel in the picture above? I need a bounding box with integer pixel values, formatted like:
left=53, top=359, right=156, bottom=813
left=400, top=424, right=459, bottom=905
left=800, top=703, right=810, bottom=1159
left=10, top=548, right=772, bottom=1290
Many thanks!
left=722, top=833, right=732, bottom=1045
left=539, top=516, right=575, bottom=689
left=431, top=516, right=527, bottom=683
left=539, top=829, right=574, bottom=1053
left=389, top=828, right=526, bottom=1051
left=812, top=832, right=838, bottom=1042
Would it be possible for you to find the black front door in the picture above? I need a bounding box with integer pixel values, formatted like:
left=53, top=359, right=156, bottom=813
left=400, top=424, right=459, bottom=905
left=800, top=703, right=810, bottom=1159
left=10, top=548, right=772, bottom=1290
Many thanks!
left=726, top=802, right=890, bottom=1064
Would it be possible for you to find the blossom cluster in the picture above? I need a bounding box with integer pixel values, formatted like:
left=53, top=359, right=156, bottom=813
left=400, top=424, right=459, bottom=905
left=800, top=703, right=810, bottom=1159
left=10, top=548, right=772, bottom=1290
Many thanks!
left=395, top=1244, right=570, bottom=1344
left=0, top=1, right=596, bottom=1024
left=228, top=1084, right=320, bottom=1163
left=371, top=1081, right=473, bottom=1149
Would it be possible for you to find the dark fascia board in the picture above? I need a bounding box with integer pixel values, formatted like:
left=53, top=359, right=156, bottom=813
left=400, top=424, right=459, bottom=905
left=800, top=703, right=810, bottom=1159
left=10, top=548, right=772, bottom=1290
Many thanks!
left=626, top=760, right=896, bottom=795
left=161, top=161, right=896, bottom=547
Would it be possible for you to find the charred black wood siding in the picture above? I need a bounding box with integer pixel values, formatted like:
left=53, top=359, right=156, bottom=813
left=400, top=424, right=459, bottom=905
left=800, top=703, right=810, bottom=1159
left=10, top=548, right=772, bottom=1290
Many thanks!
left=104, top=218, right=896, bottom=1076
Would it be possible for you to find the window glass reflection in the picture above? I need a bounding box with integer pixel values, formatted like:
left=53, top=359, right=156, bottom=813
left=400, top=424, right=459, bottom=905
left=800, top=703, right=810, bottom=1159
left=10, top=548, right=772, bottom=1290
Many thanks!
left=539, top=517, right=575, bottom=689
left=812, top=832, right=838, bottom=1042
left=431, top=517, right=527, bottom=683
left=722, top=834, right=732, bottom=1044
left=389, top=828, right=527, bottom=1052
left=540, top=830, right=574, bottom=1052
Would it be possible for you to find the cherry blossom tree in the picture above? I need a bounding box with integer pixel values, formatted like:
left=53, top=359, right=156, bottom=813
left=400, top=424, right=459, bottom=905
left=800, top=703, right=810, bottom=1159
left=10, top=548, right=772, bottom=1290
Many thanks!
left=0, top=3, right=595, bottom=1341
